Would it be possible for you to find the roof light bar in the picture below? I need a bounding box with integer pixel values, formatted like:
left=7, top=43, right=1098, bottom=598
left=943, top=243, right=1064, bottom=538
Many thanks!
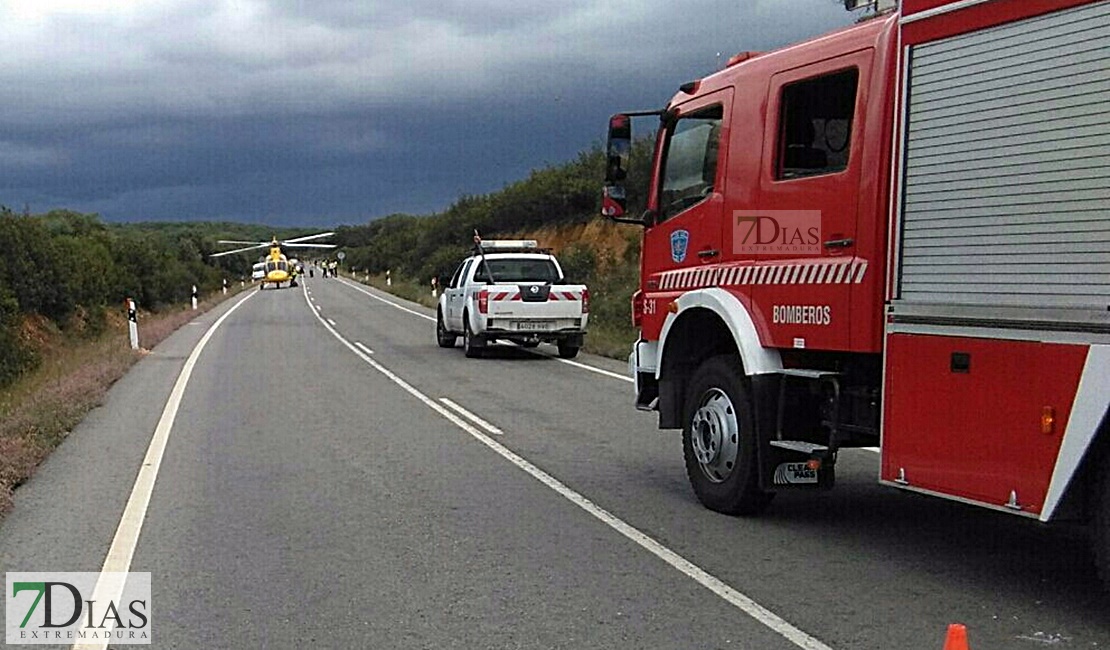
left=476, top=239, right=539, bottom=251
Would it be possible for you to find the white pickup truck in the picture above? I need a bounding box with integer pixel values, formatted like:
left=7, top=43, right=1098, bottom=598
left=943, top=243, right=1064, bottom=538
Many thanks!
left=436, top=240, right=589, bottom=359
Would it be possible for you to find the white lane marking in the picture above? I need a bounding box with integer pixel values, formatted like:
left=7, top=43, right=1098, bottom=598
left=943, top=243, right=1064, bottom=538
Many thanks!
left=327, top=318, right=337, bottom=326
left=338, top=277, right=436, bottom=322
left=862, top=447, right=880, bottom=454
left=301, top=283, right=831, bottom=650
left=523, top=347, right=633, bottom=384
left=338, top=278, right=633, bottom=384
left=439, top=398, right=504, bottom=435
left=354, top=341, right=375, bottom=355
left=73, top=291, right=255, bottom=650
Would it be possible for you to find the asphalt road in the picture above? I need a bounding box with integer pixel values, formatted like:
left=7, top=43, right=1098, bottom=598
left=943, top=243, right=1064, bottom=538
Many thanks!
left=2, top=273, right=1108, bottom=649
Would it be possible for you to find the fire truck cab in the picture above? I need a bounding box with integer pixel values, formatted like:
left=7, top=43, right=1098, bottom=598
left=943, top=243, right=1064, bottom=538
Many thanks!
left=603, top=0, right=1110, bottom=583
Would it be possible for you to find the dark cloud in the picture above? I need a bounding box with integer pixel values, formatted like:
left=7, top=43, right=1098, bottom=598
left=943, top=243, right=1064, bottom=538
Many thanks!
left=0, top=0, right=856, bottom=225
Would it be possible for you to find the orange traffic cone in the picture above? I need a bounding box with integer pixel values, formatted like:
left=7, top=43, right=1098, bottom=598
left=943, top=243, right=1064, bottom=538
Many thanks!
left=943, top=623, right=969, bottom=650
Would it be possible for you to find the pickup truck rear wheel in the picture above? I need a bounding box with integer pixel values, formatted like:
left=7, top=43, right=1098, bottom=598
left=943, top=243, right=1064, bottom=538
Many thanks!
left=463, top=315, right=485, bottom=358
left=436, top=310, right=457, bottom=348
left=557, top=341, right=579, bottom=359
left=682, top=355, right=773, bottom=515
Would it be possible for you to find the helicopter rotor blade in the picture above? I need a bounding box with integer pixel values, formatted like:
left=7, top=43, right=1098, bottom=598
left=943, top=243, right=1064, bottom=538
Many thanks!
left=216, top=239, right=266, bottom=245
left=281, top=243, right=337, bottom=249
left=281, top=232, right=335, bottom=244
left=209, top=243, right=271, bottom=257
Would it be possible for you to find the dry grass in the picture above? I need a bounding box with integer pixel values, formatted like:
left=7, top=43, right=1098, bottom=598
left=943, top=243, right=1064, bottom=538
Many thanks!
left=0, top=287, right=245, bottom=516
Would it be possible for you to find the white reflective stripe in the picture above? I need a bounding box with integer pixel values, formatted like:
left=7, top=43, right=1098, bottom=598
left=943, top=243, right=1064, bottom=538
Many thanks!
left=815, top=264, right=830, bottom=284
left=1042, top=345, right=1110, bottom=521
left=854, top=260, right=868, bottom=284
left=805, top=264, right=821, bottom=284
left=740, top=267, right=754, bottom=284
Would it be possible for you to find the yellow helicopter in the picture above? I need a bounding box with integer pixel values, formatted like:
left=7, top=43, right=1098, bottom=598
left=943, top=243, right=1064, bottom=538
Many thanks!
left=211, top=233, right=336, bottom=289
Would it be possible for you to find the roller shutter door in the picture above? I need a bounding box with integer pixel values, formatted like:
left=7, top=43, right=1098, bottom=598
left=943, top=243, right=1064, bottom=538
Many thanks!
left=898, top=1, right=1110, bottom=310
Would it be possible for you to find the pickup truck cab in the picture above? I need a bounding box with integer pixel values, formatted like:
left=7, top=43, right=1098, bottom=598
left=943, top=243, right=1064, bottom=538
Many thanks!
left=436, top=240, right=589, bottom=359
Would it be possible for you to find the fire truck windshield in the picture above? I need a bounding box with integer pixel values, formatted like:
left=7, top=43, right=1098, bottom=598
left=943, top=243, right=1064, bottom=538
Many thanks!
left=659, top=106, right=723, bottom=221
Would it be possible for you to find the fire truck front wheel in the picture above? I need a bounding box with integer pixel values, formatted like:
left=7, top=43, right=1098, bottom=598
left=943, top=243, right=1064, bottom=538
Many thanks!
left=682, top=355, right=773, bottom=516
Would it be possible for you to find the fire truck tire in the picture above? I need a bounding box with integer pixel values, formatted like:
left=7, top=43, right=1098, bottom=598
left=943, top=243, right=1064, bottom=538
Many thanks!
left=463, top=316, right=485, bottom=358
left=1096, top=469, right=1110, bottom=587
left=557, top=341, right=580, bottom=359
left=682, top=355, right=773, bottom=516
left=436, top=310, right=457, bottom=348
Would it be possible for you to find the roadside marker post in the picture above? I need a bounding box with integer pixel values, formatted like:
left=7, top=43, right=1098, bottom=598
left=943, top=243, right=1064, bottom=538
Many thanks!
left=432, top=277, right=438, bottom=297
left=386, top=269, right=392, bottom=287
left=191, top=285, right=198, bottom=310
left=126, top=298, right=139, bottom=350
left=222, top=278, right=227, bottom=295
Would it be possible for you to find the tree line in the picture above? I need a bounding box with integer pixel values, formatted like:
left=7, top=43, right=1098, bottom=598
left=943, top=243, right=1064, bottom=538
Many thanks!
left=0, top=209, right=304, bottom=387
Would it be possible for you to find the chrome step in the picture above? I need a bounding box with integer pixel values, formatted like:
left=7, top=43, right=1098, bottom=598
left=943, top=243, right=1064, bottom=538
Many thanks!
left=769, top=440, right=829, bottom=454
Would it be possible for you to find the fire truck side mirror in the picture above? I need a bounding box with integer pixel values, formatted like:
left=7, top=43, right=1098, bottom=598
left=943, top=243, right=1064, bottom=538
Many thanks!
left=603, top=114, right=632, bottom=220
left=602, top=184, right=627, bottom=219
left=605, top=114, right=631, bottom=183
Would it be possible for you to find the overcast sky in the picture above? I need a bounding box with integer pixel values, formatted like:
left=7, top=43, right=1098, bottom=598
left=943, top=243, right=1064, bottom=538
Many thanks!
left=1, top=0, right=856, bottom=226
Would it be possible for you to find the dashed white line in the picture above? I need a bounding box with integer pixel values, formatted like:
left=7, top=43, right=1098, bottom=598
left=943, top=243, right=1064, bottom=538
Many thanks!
left=301, top=281, right=831, bottom=650
left=354, top=341, right=375, bottom=355
left=327, top=318, right=337, bottom=326
left=74, top=291, right=255, bottom=650
left=439, top=398, right=504, bottom=435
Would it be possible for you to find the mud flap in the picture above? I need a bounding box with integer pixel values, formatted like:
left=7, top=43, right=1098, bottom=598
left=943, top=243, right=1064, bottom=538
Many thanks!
left=750, top=374, right=836, bottom=491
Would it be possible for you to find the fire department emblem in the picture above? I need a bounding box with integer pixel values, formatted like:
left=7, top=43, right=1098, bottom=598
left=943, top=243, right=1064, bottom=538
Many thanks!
left=670, top=229, right=689, bottom=263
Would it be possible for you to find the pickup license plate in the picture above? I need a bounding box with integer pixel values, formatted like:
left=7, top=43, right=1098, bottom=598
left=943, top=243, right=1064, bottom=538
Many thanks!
left=516, top=321, right=553, bottom=331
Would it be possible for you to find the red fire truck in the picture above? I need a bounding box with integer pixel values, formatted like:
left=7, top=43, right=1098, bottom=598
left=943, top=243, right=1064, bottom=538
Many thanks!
left=602, top=0, right=1110, bottom=584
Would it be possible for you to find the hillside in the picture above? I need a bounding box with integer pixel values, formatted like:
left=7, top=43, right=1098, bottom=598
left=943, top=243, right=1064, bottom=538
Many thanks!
left=332, top=139, right=654, bottom=358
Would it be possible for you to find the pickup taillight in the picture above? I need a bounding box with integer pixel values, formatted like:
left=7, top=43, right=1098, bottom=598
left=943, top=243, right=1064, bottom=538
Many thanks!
left=581, top=288, right=590, bottom=314
left=631, top=290, right=644, bottom=327
left=477, top=289, right=489, bottom=314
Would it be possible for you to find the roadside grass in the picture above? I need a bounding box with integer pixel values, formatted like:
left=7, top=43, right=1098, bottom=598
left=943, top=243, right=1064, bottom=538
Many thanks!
left=0, top=288, right=245, bottom=516
left=345, top=270, right=637, bottom=360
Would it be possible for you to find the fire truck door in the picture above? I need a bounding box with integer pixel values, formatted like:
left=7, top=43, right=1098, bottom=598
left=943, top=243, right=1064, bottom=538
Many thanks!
left=757, top=53, right=870, bottom=351
left=642, top=89, right=732, bottom=293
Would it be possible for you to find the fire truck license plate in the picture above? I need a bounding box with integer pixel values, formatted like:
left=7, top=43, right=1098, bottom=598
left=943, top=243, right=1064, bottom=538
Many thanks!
left=517, top=321, right=553, bottom=331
